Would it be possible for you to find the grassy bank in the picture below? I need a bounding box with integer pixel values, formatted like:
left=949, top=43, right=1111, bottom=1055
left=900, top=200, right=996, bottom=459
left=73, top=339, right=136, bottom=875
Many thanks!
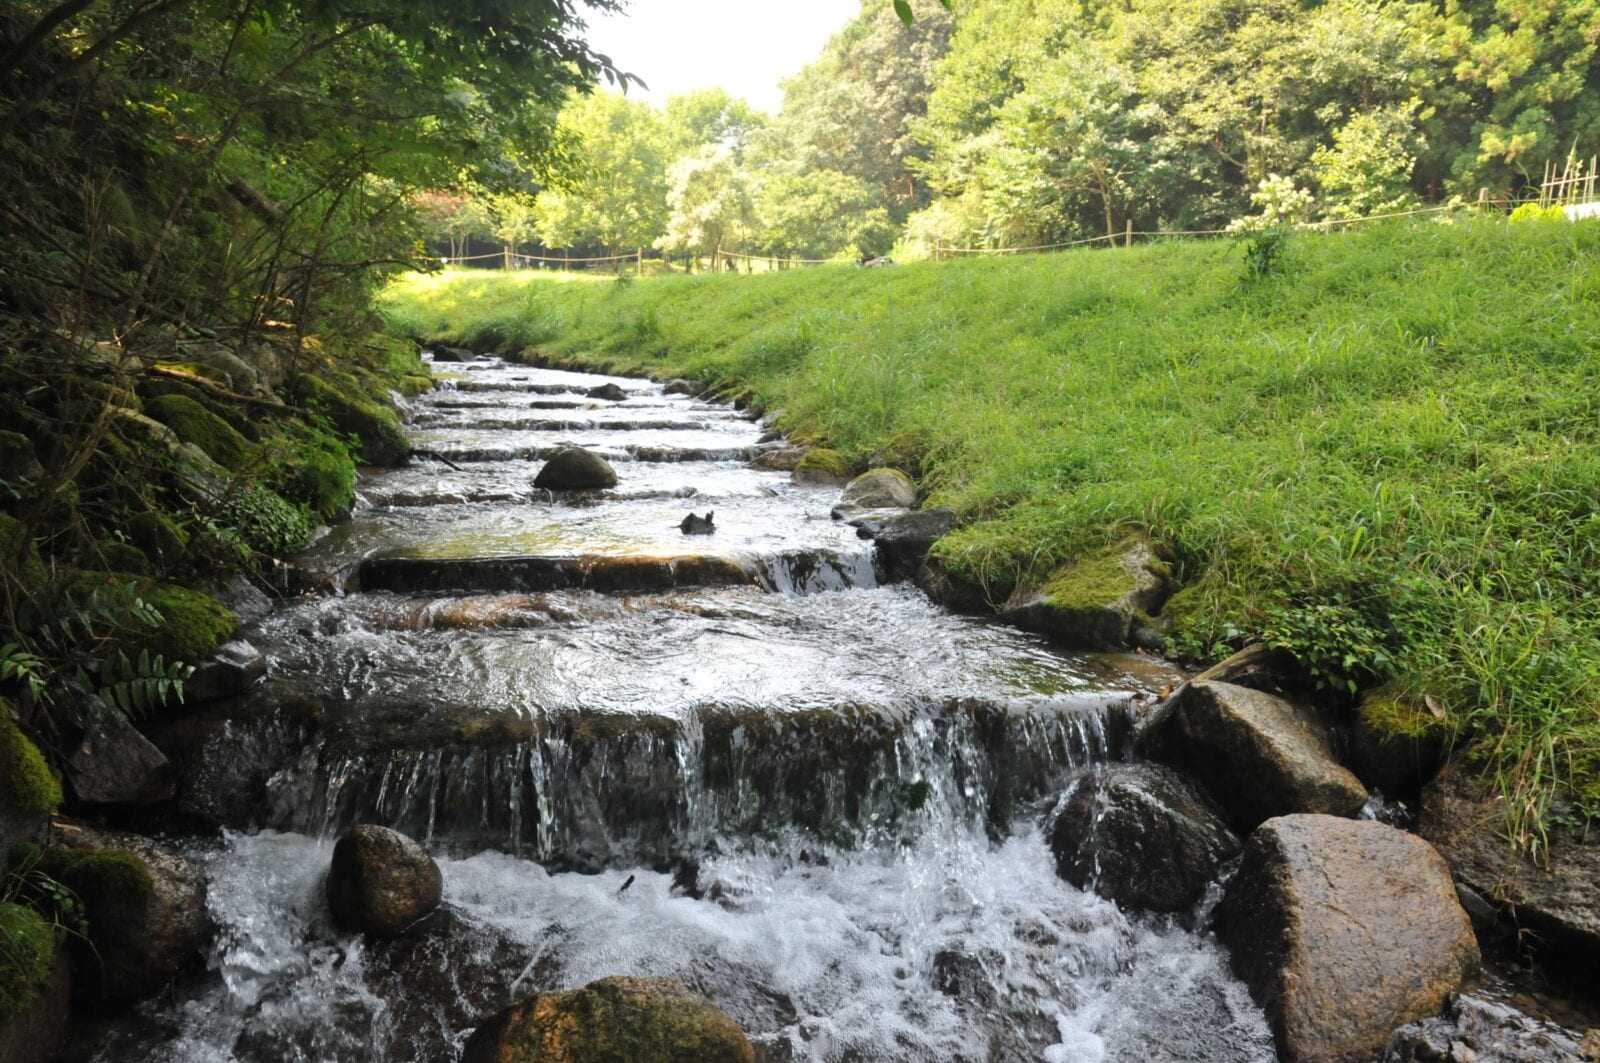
left=383, top=220, right=1600, bottom=843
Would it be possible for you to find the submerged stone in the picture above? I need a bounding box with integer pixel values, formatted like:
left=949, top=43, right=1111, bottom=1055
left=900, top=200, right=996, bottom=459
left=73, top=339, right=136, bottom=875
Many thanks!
left=585, top=382, right=628, bottom=401
left=462, top=975, right=755, bottom=1063
left=1215, top=815, right=1478, bottom=1063
left=533, top=447, right=619, bottom=490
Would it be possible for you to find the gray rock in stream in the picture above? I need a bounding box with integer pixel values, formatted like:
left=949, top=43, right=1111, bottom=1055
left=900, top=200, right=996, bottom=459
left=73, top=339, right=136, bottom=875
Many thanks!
left=1383, top=993, right=1596, bottom=1062
left=1048, top=763, right=1239, bottom=913
left=63, top=710, right=174, bottom=806
left=831, top=468, right=917, bottom=516
left=1136, top=680, right=1368, bottom=831
left=532, top=446, right=619, bottom=490
left=326, top=825, right=443, bottom=937
left=585, top=382, right=628, bottom=401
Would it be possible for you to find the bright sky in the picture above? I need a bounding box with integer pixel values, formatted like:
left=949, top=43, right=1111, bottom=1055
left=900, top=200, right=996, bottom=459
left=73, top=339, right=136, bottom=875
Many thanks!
left=580, top=0, right=861, bottom=114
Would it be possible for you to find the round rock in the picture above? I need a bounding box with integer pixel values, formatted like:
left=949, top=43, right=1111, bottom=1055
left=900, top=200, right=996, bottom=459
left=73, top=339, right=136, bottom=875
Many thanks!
left=463, top=975, right=754, bottom=1063
left=1049, top=763, right=1239, bottom=912
left=585, top=383, right=627, bottom=401
left=533, top=447, right=618, bottom=490
left=838, top=468, right=916, bottom=510
left=326, top=825, right=443, bottom=937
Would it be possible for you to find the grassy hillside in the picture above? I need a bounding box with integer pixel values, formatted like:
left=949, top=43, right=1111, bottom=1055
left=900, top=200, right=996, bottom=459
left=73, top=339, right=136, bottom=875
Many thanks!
left=383, top=219, right=1600, bottom=843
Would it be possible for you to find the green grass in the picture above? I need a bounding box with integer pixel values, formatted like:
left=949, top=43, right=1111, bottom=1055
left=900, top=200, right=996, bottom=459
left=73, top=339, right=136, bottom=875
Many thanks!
left=383, top=219, right=1600, bottom=847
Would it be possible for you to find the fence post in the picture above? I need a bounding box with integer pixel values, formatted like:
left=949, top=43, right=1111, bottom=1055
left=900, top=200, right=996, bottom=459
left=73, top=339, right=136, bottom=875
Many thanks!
left=636, top=247, right=643, bottom=277
left=1124, top=219, right=1133, bottom=248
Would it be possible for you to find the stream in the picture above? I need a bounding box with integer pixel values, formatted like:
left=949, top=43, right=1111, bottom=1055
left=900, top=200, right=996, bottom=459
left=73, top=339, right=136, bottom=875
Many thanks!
left=86, top=356, right=1275, bottom=1061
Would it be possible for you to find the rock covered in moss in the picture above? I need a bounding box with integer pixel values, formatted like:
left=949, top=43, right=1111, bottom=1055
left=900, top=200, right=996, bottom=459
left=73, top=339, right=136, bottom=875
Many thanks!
left=462, top=975, right=755, bottom=1063
left=138, top=583, right=235, bottom=664
left=293, top=374, right=410, bottom=466
left=1215, top=815, right=1478, bottom=1062
left=1137, top=680, right=1367, bottom=831
left=40, top=835, right=208, bottom=1008
left=0, top=927, right=68, bottom=1063
left=126, top=512, right=188, bottom=571
left=1000, top=537, right=1172, bottom=649
left=533, top=448, right=619, bottom=490
left=272, top=427, right=357, bottom=520
left=0, top=901, right=54, bottom=1024
left=145, top=393, right=253, bottom=471
left=98, top=540, right=151, bottom=575
left=791, top=447, right=851, bottom=486
left=1, top=707, right=61, bottom=843
left=326, top=825, right=443, bottom=937
left=1346, top=689, right=1450, bottom=798
left=843, top=468, right=916, bottom=508
left=1419, top=763, right=1600, bottom=958
left=1049, top=763, right=1239, bottom=913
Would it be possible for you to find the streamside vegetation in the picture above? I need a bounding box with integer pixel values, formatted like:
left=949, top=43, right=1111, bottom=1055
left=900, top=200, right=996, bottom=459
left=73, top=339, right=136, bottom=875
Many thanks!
left=384, top=216, right=1600, bottom=847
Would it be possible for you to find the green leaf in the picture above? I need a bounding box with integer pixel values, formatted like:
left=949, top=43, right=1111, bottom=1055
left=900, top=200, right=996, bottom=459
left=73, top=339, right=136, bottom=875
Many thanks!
left=894, top=0, right=914, bottom=27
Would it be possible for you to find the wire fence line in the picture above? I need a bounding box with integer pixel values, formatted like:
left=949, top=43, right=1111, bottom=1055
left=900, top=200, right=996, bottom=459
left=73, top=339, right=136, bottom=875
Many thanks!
left=437, top=195, right=1554, bottom=274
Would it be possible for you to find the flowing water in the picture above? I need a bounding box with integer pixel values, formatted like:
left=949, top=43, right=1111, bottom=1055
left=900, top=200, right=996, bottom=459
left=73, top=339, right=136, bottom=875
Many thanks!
left=92, top=356, right=1275, bottom=1061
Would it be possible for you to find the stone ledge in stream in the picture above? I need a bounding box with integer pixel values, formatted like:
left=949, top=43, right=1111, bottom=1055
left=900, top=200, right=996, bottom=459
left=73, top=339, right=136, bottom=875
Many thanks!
left=170, top=696, right=1135, bottom=871
left=357, top=548, right=879, bottom=595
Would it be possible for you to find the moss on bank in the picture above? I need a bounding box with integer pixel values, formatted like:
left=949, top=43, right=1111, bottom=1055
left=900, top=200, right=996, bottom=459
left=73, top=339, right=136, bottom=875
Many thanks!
left=37, top=848, right=152, bottom=1001
left=795, top=449, right=850, bottom=479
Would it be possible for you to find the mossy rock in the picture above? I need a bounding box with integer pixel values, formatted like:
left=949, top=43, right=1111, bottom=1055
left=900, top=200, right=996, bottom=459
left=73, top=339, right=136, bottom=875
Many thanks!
left=138, top=584, right=235, bottom=664
left=144, top=394, right=252, bottom=471
left=293, top=375, right=410, bottom=466
left=399, top=373, right=434, bottom=397
left=0, top=901, right=53, bottom=1023
left=1001, top=537, right=1174, bottom=649
left=97, top=542, right=151, bottom=576
left=126, top=512, right=188, bottom=571
left=792, top=448, right=851, bottom=486
left=1, top=708, right=62, bottom=819
left=1346, top=687, right=1453, bottom=797
left=37, top=848, right=152, bottom=1005
left=271, top=428, right=356, bottom=520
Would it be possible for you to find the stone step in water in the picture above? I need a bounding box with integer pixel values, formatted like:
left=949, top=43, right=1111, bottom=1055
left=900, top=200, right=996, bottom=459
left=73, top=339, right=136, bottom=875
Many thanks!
left=409, top=413, right=736, bottom=432
left=164, top=586, right=1176, bottom=866
left=359, top=459, right=789, bottom=508
left=302, top=490, right=873, bottom=592
left=408, top=428, right=760, bottom=464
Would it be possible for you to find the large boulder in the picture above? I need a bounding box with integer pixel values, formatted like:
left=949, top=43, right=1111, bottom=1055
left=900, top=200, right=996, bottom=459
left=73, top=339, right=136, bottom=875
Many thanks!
left=1216, top=815, right=1479, bottom=1063
left=1048, top=763, right=1239, bottom=913
left=832, top=468, right=916, bottom=516
left=462, top=975, right=755, bottom=1063
left=326, top=824, right=443, bottom=937
left=1000, top=537, right=1173, bottom=649
left=1419, top=763, right=1600, bottom=957
left=533, top=448, right=619, bottom=490
left=43, top=825, right=211, bottom=1007
left=63, top=711, right=174, bottom=806
left=1136, top=680, right=1367, bottom=831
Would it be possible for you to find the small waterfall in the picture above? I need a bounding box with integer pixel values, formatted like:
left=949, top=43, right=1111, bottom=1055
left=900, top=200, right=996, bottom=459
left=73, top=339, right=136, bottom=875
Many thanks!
left=267, top=699, right=1131, bottom=871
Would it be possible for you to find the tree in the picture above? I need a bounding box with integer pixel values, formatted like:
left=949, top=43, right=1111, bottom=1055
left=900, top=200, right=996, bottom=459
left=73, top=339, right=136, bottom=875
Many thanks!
left=1313, top=105, right=1423, bottom=219
left=752, top=169, right=895, bottom=261
left=656, top=146, right=754, bottom=271
left=532, top=90, right=671, bottom=255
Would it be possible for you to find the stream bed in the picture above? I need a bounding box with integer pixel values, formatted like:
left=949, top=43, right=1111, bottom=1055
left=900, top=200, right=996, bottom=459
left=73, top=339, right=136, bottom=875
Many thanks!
left=84, top=357, right=1276, bottom=1061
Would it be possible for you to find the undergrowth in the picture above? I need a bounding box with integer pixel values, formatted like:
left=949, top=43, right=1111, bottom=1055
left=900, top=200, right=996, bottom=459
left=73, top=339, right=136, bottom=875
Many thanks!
left=384, top=217, right=1600, bottom=850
